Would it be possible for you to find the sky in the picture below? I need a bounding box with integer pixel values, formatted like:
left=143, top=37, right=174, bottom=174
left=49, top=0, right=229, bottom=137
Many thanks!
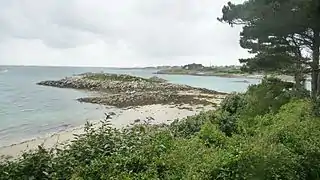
left=0, top=0, right=249, bottom=67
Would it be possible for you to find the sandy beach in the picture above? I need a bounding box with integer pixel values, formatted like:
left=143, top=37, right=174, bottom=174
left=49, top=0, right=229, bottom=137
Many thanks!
left=0, top=73, right=226, bottom=159
left=0, top=102, right=223, bottom=158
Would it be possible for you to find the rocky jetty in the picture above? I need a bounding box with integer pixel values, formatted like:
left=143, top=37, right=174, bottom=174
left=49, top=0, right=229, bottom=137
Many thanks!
left=37, top=73, right=226, bottom=108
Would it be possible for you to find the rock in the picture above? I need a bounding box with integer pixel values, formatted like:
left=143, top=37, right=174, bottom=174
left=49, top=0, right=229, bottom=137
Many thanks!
left=146, top=116, right=155, bottom=121
left=37, top=72, right=227, bottom=108
left=104, top=113, right=112, bottom=119
left=148, top=76, right=167, bottom=83
left=233, top=80, right=250, bottom=83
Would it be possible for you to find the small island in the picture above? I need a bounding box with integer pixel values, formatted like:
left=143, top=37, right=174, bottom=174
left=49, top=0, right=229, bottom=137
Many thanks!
left=37, top=72, right=227, bottom=108
left=154, top=63, right=262, bottom=79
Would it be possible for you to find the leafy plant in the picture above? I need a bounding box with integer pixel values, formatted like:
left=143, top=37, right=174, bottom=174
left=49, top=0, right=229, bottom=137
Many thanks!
left=2, top=79, right=320, bottom=180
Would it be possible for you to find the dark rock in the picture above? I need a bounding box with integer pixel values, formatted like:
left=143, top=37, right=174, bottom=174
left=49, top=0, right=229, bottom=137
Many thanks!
left=148, top=76, right=167, bottom=83
left=104, top=113, right=112, bottom=119
left=233, top=80, right=250, bottom=83
left=146, top=116, right=155, bottom=121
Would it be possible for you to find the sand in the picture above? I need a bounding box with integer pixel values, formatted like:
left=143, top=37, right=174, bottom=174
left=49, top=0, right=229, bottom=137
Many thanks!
left=0, top=103, right=220, bottom=158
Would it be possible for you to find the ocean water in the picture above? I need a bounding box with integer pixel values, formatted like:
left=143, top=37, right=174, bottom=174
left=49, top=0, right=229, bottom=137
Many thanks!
left=0, top=66, right=260, bottom=147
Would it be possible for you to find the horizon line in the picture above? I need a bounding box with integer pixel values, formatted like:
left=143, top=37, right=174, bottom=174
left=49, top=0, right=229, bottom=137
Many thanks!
left=0, top=64, right=241, bottom=69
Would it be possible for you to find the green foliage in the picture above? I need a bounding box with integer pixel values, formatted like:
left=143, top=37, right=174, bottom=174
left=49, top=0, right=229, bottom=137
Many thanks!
left=0, top=147, right=54, bottom=180
left=311, top=96, right=320, bottom=116
left=82, top=73, right=157, bottom=83
left=169, top=110, right=216, bottom=138
left=243, top=77, right=293, bottom=117
left=2, top=79, right=320, bottom=179
left=259, top=100, right=320, bottom=179
left=219, top=0, right=320, bottom=97
left=182, top=63, right=204, bottom=70
left=198, top=122, right=227, bottom=148
left=156, top=65, right=245, bottom=76
left=216, top=111, right=238, bottom=137
left=214, top=77, right=294, bottom=137
left=214, top=93, right=245, bottom=136
left=219, top=93, right=246, bottom=115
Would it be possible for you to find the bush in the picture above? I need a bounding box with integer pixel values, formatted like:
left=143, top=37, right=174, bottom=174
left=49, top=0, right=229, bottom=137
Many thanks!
left=198, top=122, right=227, bottom=147
left=265, top=100, right=320, bottom=179
left=244, top=77, right=293, bottom=116
left=215, top=77, right=301, bottom=137
left=216, top=111, right=238, bottom=137
left=169, top=110, right=216, bottom=138
left=219, top=93, right=246, bottom=115
left=1, top=78, right=320, bottom=179
left=2, top=99, right=320, bottom=179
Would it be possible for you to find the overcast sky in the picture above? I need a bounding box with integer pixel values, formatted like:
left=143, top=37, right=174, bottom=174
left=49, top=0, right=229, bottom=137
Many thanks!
left=0, top=0, right=248, bottom=67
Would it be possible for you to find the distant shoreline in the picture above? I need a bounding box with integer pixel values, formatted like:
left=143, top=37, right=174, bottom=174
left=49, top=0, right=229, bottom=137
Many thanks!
left=154, top=70, right=312, bottom=82
left=154, top=71, right=263, bottom=79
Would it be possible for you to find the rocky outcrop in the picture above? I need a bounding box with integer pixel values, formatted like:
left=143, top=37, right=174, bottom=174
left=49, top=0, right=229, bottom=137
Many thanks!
left=37, top=73, right=226, bottom=108
left=37, top=77, right=102, bottom=91
left=77, top=92, right=219, bottom=108
left=148, top=76, right=167, bottom=83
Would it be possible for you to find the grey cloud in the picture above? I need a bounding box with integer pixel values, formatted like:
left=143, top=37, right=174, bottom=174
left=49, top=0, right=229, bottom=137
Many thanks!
left=0, top=0, right=248, bottom=67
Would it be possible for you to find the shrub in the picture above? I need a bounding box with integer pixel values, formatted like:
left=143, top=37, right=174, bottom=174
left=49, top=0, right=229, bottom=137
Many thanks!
left=198, top=122, right=227, bottom=148
left=169, top=110, right=216, bottom=138
left=2, top=79, right=320, bottom=179
left=215, top=77, right=295, bottom=137
left=219, top=93, right=246, bottom=115
left=216, top=111, right=238, bottom=137
left=243, top=77, right=293, bottom=117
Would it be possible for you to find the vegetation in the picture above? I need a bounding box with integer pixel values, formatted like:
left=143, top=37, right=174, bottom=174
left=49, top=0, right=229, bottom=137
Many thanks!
left=1, top=77, right=320, bottom=179
left=182, top=63, right=205, bottom=70
left=82, top=73, right=168, bottom=84
left=1, top=1, right=320, bottom=179
left=156, top=64, right=246, bottom=77
left=82, top=73, right=159, bottom=83
left=219, top=0, right=320, bottom=98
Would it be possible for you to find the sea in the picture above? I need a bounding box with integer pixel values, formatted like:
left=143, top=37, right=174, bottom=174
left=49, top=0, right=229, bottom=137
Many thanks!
left=0, top=66, right=260, bottom=147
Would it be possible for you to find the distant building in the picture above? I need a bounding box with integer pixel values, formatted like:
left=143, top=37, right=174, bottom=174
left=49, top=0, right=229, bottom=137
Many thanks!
left=182, top=63, right=204, bottom=70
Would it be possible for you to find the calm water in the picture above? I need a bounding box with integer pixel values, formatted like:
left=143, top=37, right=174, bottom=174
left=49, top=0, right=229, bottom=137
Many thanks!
left=0, top=66, right=260, bottom=147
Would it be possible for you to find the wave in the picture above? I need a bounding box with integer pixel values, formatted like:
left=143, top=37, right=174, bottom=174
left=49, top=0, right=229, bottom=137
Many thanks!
left=37, top=123, right=72, bottom=133
left=0, top=69, right=8, bottom=73
left=21, top=108, right=35, bottom=112
left=0, top=123, right=30, bottom=135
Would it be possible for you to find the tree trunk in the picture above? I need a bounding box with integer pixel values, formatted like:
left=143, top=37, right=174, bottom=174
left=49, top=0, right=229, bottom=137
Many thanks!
left=311, top=71, right=318, bottom=98
left=294, top=73, right=304, bottom=91
left=293, top=62, right=305, bottom=93
left=312, top=29, right=320, bottom=99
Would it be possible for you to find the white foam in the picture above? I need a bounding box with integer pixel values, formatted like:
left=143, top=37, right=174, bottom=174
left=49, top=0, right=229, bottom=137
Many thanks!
left=0, top=69, right=8, bottom=73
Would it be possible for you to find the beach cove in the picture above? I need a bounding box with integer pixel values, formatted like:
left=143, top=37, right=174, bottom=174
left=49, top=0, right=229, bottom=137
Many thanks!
left=0, top=66, right=259, bottom=158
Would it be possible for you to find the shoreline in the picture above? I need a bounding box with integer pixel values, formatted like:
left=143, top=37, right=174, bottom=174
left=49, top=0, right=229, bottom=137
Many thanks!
left=154, top=71, right=263, bottom=79
left=0, top=72, right=227, bottom=158
left=0, top=103, right=224, bottom=158
left=155, top=71, right=312, bottom=82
